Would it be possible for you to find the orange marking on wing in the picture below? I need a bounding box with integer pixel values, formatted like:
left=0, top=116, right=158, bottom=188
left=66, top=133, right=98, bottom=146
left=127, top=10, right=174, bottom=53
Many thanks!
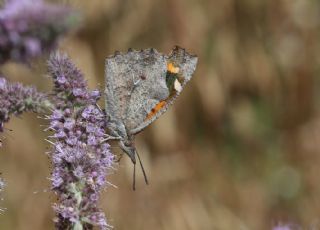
left=146, top=101, right=167, bottom=120
left=167, top=62, right=179, bottom=74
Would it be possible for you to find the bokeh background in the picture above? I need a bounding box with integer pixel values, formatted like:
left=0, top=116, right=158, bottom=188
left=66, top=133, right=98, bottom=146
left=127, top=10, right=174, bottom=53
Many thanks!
left=1, top=0, right=320, bottom=229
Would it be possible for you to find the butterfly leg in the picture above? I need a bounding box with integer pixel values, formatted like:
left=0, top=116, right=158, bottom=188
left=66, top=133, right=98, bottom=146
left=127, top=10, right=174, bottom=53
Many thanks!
left=102, top=134, right=121, bottom=142
left=115, top=152, right=124, bottom=163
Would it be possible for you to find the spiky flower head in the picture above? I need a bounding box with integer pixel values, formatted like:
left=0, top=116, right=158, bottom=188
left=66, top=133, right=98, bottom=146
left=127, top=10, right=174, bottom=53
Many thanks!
left=47, top=53, right=114, bottom=230
left=0, top=76, right=50, bottom=132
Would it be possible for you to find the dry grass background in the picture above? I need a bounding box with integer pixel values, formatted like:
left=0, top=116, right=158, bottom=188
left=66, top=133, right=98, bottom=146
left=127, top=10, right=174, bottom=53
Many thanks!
left=1, top=0, right=320, bottom=229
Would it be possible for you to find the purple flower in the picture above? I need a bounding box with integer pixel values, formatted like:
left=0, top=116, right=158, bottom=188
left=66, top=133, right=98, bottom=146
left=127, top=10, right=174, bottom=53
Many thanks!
left=73, top=166, right=84, bottom=178
left=63, top=118, right=75, bottom=130
left=0, top=76, right=51, bottom=133
left=24, top=37, right=41, bottom=56
left=0, top=178, right=5, bottom=192
left=52, top=175, right=64, bottom=188
left=90, top=89, right=101, bottom=100
left=72, top=88, right=85, bottom=97
left=47, top=53, right=114, bottom=229
left=87, top=212, right=111, bottom=229
left=51, top=110, right=64, bottom=120
left=272, top=223, right=301, bottom=230
left=0, top=0, right=79, bottom=64
left=48, top=52, right=98, bottom=108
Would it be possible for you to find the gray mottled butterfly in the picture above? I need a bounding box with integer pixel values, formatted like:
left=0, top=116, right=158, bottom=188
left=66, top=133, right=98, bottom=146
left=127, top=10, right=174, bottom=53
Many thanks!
left=104, top=46, right=198, bottom=189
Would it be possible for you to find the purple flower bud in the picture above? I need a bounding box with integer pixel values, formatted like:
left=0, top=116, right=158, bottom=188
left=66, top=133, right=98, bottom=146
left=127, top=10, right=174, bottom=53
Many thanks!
left=56, top=75, right=67, bottom=84
left=51, top=110, right=63, bottom=120
left=0, top=78, right=6, bottom=90
left=90, top=89, right=101, bottom=100
left=73, top=166, right=84, bottom=178
left=86, top=123, right=96, bottom=133
left=50, top=120, right=63, bottom=131
left=54, top=130, right=66, bottom=139
left=90, top=193, right=99, bottom=202
left=72, top=88, right=84, bottom=97
left=52, top=170, right=64, bottom=188
left=64, top=118, right=75, bottom=130
left=95, top=174, right=106, bottom=187
left=66, top=136, right=77, bottom=146
left=88, top=134, right=98, bottom=146
left=24, top=37, right=41, bottom=57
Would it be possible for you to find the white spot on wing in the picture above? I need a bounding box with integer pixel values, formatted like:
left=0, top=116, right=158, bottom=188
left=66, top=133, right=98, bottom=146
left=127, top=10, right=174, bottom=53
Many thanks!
left=174, top=79, right=182, bottom=92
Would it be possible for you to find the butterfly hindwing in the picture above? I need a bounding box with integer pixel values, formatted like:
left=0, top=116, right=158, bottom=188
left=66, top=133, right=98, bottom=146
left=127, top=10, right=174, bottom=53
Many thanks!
left=105, top=46, right=197, bottom=137
left=129, top=46, right=198, bottom=135
left=105, top=48, right=169, bottom=136
left=122, top=49, right=169, bottom=130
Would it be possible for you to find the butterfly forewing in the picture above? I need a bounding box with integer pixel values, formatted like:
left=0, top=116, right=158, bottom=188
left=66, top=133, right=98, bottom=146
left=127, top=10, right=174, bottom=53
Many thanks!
left=105, top=53, right=132, bottom=134
left=123, top=49, right=169, bottom=131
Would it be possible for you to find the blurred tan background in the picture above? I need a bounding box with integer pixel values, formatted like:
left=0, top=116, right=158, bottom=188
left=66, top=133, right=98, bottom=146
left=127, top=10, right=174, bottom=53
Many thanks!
left=1, top=0, right=320, bottom=229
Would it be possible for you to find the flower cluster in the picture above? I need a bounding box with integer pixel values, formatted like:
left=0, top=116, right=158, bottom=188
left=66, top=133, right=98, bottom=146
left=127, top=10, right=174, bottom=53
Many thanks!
left=47, top=53, right=114, bottom=229
left=48, top=52, right=99, bottom=108
left=0, top=76, right=50, bottom=132
left=0, top=0, right=78, bottom=64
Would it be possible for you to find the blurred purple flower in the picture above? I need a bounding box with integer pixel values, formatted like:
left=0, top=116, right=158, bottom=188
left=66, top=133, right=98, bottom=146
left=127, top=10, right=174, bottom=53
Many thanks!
left=47, top=53, right=114, bottom=230
left=273, top=226, right=292, bottom=230
left=0, top=0, right=79, bottom=64
left=0, top=178, right=4, bottom=192
left=0, top=177, right=5, bottom=213
left=272, top=223, right=301, bottom=230
left=0, top=76, right=51, bottom=132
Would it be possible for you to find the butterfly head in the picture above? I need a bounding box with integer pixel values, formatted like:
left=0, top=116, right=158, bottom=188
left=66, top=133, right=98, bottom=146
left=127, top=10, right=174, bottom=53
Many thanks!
left=119, top=138, right=136, bottom=164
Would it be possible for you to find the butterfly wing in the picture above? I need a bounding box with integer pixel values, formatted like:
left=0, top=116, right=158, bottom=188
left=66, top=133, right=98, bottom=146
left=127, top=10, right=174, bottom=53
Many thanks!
left=105, top=51, right=131, bottom=137
left=129, top=46, right=198, bottom=135
left=105, top=48, right=169, bottom=136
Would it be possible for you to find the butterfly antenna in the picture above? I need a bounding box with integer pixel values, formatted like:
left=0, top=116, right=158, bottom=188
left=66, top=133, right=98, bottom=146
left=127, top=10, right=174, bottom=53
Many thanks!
left=133, top=163, right=136, bottom=190
left=136, top=151, right=149, bottom=185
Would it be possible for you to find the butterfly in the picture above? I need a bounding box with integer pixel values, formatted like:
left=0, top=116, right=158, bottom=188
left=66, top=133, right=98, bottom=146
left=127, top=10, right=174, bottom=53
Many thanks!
left=104, top=46, right=197, bottom=189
